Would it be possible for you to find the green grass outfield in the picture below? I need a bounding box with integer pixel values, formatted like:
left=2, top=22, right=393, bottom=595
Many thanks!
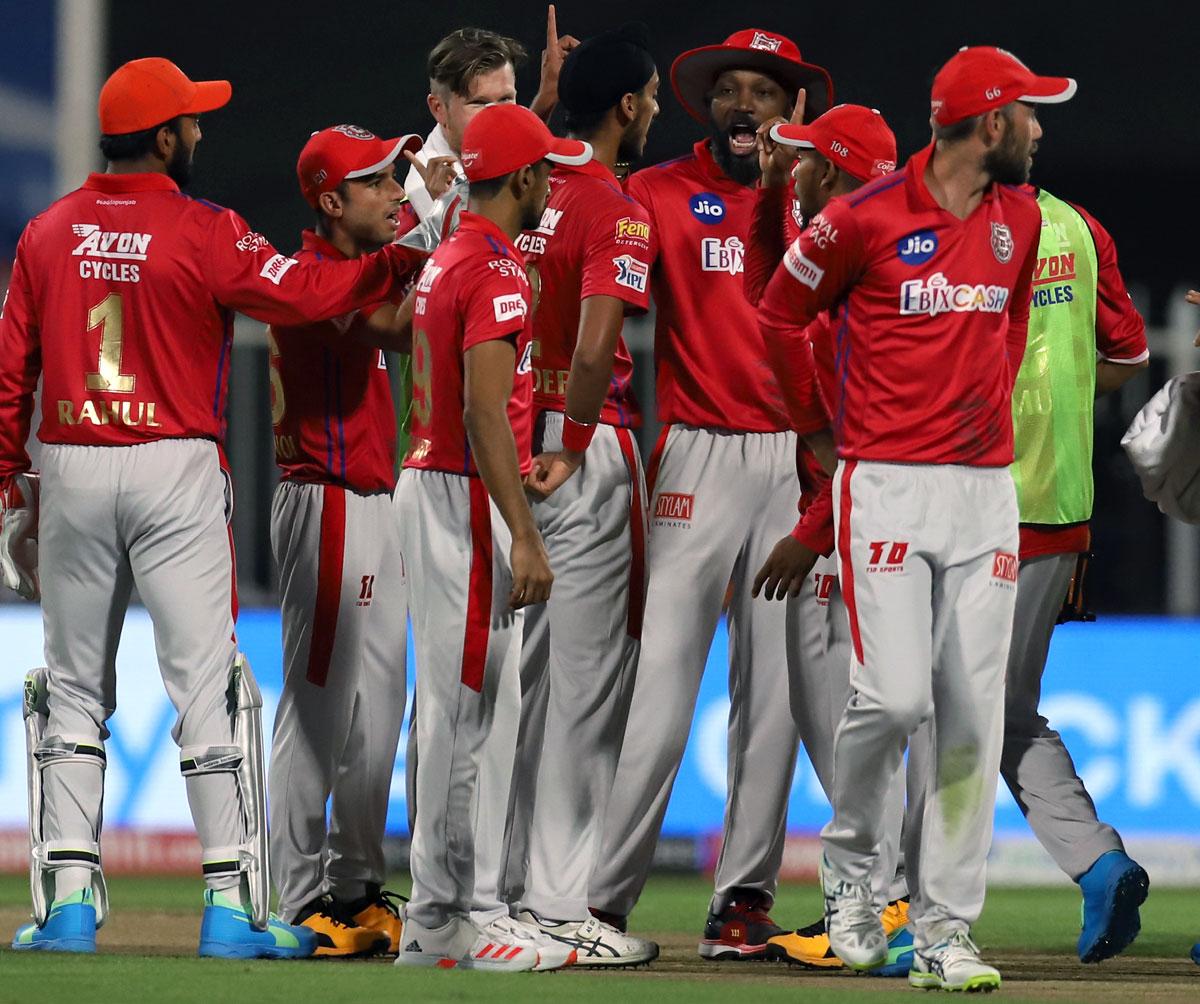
left=0, top=874, right=1195, bottom=1003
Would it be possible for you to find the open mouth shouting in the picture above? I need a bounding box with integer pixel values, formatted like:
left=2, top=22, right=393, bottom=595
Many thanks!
left=727, top=116, right=759, bottom=157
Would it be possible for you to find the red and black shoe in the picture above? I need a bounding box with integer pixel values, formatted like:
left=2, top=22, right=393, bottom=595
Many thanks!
left=697, top=889, right=784, bottom=960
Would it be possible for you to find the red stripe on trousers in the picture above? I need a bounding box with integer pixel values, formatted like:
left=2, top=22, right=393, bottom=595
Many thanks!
left=614, top=427, right=646, bottom=640
left=461, top=478, right=494, bottom=693
left=306, top=485, right=346, bottom=686
left=837, top=460, right=864, bottom=665
left=644, top=423, right=671, bottom=500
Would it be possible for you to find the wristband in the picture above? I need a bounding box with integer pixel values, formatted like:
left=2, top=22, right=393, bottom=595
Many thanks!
left=562, top=415, right=596, bottom=453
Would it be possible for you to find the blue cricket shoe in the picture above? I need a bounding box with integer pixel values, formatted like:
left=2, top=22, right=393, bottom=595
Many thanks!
left=869, top=924, right=914, bottom=977
left=1190, top=941, right=1199, bottom=965
left=12, top=888, right=97, bottom=953
left=1077, top=850, right=1149, bottom=963
left=198, top=889, right=318, bottom=959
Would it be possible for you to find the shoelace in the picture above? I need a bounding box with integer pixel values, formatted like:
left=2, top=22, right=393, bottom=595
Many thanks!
left=930, top=930, right=984, bottom=968
left=372, top=888, right=408, bottom=918
left=794, top=917, right=827, bottom=937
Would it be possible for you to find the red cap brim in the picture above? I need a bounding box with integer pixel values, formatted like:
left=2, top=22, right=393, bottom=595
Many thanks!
left=545, top=137, right=592, bottom=167
left=769, top=122, right=817, bottom=148
left=344, top=134, right=424, bottom=179
left=182, top=79, right=232, bottom=116
left=1019, top=76, right=1077, bottom=104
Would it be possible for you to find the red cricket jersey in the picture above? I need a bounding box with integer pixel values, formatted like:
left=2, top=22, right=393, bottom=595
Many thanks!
left=403, top=212, right=534, bottom=477
left=628, top=141, right=801, bottom=433
left=0, top=172, right=416, bottom=478
left=516, top=159, right=652, bottom=428
left=269, top=231, right=400, bottom=494
left=758, top=142, right=1041, bottom=468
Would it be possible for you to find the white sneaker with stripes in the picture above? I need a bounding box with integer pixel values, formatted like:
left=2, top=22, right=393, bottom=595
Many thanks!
left=517, top=910, right=659, bottom=967
left=483, top=915, right=576, bottom=971
left=393, top=913, right=538, bottom=972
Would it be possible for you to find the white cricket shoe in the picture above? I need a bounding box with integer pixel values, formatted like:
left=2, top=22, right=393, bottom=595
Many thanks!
left=909, top=930, right=1001, bottom=992
left=517, top=910, right=659, bottom=967
left=821, top=855, right=886, bottom=970
left=484, top=915, right=576, bottom=971
left=393, top=913, right=538, bottom=972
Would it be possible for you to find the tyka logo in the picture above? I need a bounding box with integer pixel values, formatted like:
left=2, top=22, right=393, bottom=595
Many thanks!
left=689, top=192, right=726, bottom=224
left=867, top=540, right=908, bottom=573
left=814, top=573, right=836, bottom=605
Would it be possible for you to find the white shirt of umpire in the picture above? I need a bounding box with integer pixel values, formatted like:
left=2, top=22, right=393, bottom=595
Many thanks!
left=404, top=124, right=464, bottom=221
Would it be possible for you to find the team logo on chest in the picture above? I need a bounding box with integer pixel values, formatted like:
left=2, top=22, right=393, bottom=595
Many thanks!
left=701, top=236, right=744, bottom=275
left=990, top=222, right=1014, bottom=264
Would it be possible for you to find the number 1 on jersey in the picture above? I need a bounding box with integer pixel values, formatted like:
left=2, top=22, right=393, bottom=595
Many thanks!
left=86, top=292, right=135, bottom=393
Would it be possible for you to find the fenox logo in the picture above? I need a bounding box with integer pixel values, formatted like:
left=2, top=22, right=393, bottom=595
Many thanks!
left=897, top=230, right=938, bottom=265
left=70, top=224, right=151, bottom=261
left=655, top=492, right=694, bottom=522
left=701, top=236, right=744, bottom=275
left=749, top=31, right=783, bottom=52
left=615, top=217, right=650, bottom=242
left=993, top=551, right=1018, bottom=583
left=332, top=124, right=375, bottom=140
left=492, top=292, right=527, bottom=323
left=783, top=241, right=824, bottom=290
left=899, top=273, right=1010, bottom=317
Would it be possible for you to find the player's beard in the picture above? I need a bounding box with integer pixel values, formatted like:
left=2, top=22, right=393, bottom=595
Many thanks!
left=983, top=125, right=1032, bottom=186
left=708, top=117, right=761, bottom=187
left=166, top=138, right=193, bottom=188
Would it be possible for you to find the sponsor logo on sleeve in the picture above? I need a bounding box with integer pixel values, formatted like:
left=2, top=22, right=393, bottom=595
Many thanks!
left=415, top=261, right=443, bottom=292
left=700, top=236, right=744, bottom=275
left=896, top=229, right=939, bottom=265
left=493, top=292, right=527, bottom=324
left=615, top=217, right=651, bottom=243
left=653, top=492, right=694, bottom=527
left=71, top=223, right=152, bottom=260
left=807, top=213, right=839, bottom=249
left=749, top=31, right=783, bottom=52
left=234, top=231, right=272, bottom=254
left=516, top=340, right=533, bottom=374
left=689, top=192, right=727, bottom=225
left=898, top=272, right=1010, bottom=316
left=613, top=254, right=649, bottom=293
left=990, top=221, right=1014, bottom=263
left=790, top=199, right=806, bottom=230
left=783, top=240, right=825, bottom=290
left=992, top=551, right=1018, bottom=583
left=259, top=254, right=299, bottom=285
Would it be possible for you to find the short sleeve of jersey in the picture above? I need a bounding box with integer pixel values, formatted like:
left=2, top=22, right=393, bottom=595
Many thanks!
left=1072, top=203, right=1148, bottom=363
left=459, top=257, right=531, bottom=351
left=625, top=173, right=659, bottom=257
left=580, top=196, right=654, bottom=312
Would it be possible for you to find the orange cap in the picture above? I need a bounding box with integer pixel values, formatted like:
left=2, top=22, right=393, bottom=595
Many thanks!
left=98, top=57, right=231, bottom=135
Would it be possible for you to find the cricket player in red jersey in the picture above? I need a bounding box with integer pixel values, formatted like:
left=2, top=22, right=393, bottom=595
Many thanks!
left=265, top=125, right=429, bottom=957
left=742, top=102, right=922, bottom=975
left=588, top=28, right=834, bottom=958
left=394, top=103, right=590, bottom=972
left=0, top=58, right=419, bottom=957
left=757, top=46, right=1074, bottom=990
left=496, top=23, right=659, bottom=966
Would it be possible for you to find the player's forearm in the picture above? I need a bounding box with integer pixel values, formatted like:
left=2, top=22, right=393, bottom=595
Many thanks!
left=744, top=185, right=789, bottom=307
left=1096, top=357, right=1148, bottom=396
left=464, top=403, right=539, bottom=542
left=564, top=296, right=625, bottom=424
left=355, top=295, right=415, bottom=353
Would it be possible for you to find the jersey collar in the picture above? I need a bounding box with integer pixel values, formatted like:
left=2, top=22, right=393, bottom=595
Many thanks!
left=457, top=210, right=522, bottom=259
left=83, top=172, right=180, bottom=194
left=300, top=229, right=348, bottom=261
left=554, top=157, right=621, bottom=190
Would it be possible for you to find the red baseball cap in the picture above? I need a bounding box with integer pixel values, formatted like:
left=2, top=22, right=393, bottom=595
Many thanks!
left=297, top=125, right=422, bottom=208
left=98, top=57, right=231, bottom=135
left=459, top=104, right=591, bottom=183
left=931, top=46, right=1076, bottom=127
left=671, top=29, right=833, bottom=125
left=770, top=104, right=898, bottom=182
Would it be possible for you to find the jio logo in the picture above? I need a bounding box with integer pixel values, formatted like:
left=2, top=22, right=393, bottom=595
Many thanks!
left=689, top=192, right=727, bottom=225
left=897, top=229, right=939, bottom=265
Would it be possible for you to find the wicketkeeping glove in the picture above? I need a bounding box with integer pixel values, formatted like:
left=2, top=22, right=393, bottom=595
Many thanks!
left=0, top=472, right=40, bottom=600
